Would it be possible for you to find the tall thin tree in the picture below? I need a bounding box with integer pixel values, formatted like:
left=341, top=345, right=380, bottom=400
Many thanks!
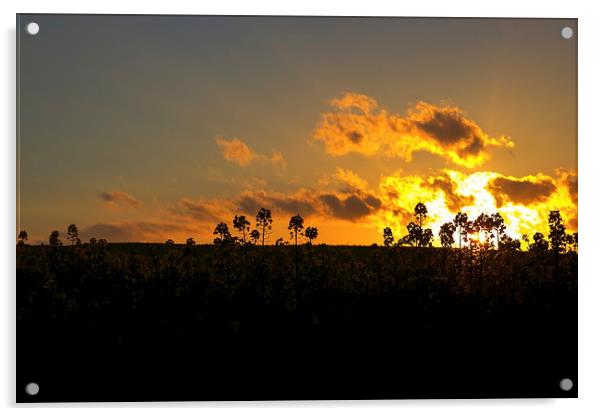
left=256, top=208, right=273, bottom=246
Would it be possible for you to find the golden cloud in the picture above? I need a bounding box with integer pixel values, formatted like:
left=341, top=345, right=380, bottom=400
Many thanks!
left=216, top=137, right=288, bottom=169
left=313, top=93, right=514, bottom=168
left=215, top=137, right=256, bottom=167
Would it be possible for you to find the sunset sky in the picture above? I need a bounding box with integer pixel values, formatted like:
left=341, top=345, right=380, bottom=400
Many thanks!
left=18, top=15, right=577, bottom=245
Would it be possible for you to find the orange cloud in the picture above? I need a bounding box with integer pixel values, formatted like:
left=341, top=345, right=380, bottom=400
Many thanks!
left=100, top=191, right=142, bottom=209
left=215, top=137, right=256, bottom=167
left=216, top=137, right=288, bottom=169
left=313, top=93, right=514, bottom=167
left=269, top=152, right=288, bottom=169
left=334, top=167, right=369, bottom=192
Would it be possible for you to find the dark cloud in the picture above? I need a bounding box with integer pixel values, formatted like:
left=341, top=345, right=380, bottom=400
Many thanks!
left=346, top=130, right=363, bottom=144
left=319, top=193, right=381, bottom=221
left=568, top=175, right=578, bottom=204
left=236, top=191, right=318, bottom=217
left=488, top=177, right=556, bottom=206
left=81, top=221, right=193, bottom=242
left=235, top=188, right=380, bottom=222
left=415, top=109, right=476, bottom=145
left=179, top=198, right=222, bottom=222
left=100, top=191, right=141, bottom=208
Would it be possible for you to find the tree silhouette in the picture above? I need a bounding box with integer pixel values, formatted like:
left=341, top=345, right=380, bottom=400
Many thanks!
left=213, top=222, right=232, bottom=245
left=529, top=232, right=549, bottom=252
left=499, top=234, right=521, bottom=251
left=186, top=237, right=196, bottom=245
left=288, top=214, right=305, bottom=247
left=89, top=237, right=97, bottom=245
left=304, top=226, right=319, bottom=244
left=472, top=214, right=494, bottom=248
left=256, top=208, right=273, bottom=246
left=383, top=227, right=394, bottom=247
left=288, top=214, right=305, bottom=277
left=439, top=221, right=455, bottom=269
left=490, top=213, right=506, bottom=249
left=165, top=239, right=175, bottom=245
left=250, top=229, right=260, bottom=244
left=439, top=222, right=455, bottom=248
left=67, top=224, right=80, bottom=246
left=419, top=228, right=434, bottom=247
left=98, top=238, right=108, bottom=247
left=49, top=230, right=61, bottom=247
left=453, top=212, right=469, bottom=250
left=17, top=230, right=28, bottom=246
left=233, top=215, right=251, bottom=244
left=414, top=202, right=428, bottom=229
left=403, top=222, right=421, bottom=247
left=548, top=210, right=567, bottom=254
left=567, top=232, right=578, bottom=252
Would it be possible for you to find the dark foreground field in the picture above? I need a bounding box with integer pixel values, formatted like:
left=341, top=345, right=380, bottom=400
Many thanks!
left=17, top=243, right=577, bottom=401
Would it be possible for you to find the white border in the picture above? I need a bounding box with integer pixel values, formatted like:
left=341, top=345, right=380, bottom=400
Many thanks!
left=3, top=1, right=602, bottom=414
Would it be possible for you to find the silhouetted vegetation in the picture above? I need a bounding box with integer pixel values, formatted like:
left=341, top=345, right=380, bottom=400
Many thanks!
left=17, top=204, right=576, bottom=400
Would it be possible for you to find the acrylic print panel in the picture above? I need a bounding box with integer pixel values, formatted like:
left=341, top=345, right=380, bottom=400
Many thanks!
left=16, top=15, right=577, bottom=402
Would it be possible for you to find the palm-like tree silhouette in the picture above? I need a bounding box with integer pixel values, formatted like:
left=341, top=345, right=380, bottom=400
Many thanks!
left=414, top=202, right=427, bottom=229
left=304, top=226, right=319, bottom=244
left=213, top=222, right=232, bottom=245
left=233, top=215, right=251, bottom=244
left=256, top=208, right=273, bottom=246
left=288, top=215, right=305, bottom=247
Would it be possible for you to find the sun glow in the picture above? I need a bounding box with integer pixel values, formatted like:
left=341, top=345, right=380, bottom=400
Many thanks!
left=372, top=169, right=577, bottom=245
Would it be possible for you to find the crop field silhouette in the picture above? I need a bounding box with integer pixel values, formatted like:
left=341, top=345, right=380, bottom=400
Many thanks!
left=16, top=206, right=577, bottom=401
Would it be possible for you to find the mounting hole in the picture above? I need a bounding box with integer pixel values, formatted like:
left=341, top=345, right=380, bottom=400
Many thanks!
left=561, top=26, right=573, bottom=40
left=559, top=378, right=573, bottom=391
left=25, top=382, right=39, bottom=396
left=26, top=22, right=40, bottom=36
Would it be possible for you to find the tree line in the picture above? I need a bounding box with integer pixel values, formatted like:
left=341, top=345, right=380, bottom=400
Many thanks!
left=16, top=203, right=577, bottom=253
left=382, top=202, right=577, bottom=254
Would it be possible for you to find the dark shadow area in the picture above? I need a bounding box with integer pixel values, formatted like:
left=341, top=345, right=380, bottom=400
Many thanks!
left=17, top=243, right=577, bottom=402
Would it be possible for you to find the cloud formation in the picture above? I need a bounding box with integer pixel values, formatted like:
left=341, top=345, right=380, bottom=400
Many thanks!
left=487, top=175, right=556, bottom=207
left=215, top=137, right=287, bottom=169
left=235, top=189, right=379, bottom=221
left=313, top=93, right=514, bottom=167
left=100, top=191, right=142, bottom=208
left=81, top=165, right=576, bottom=245
left=215, top=137, right=256, bottom=167
left=81, top=220, right=196, bottom=243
